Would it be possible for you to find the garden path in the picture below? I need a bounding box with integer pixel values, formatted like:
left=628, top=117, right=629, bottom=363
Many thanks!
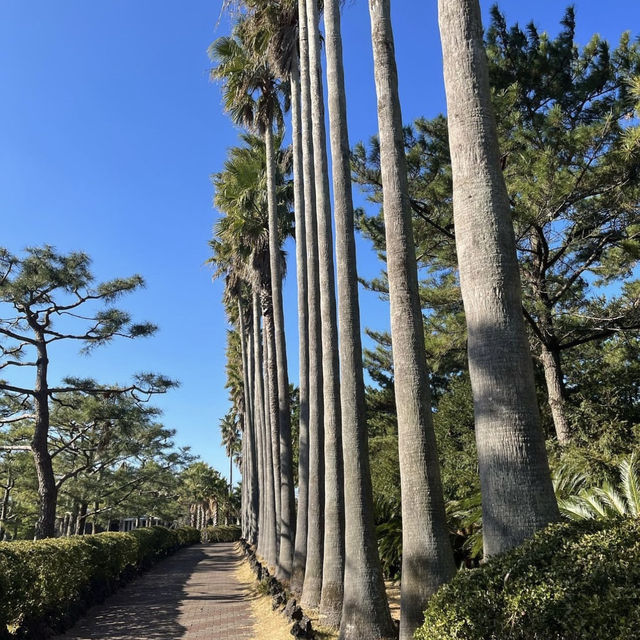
left=52, top=542, right=256, bottom=640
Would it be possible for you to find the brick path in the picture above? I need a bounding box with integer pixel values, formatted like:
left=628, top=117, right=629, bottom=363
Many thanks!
left=53, top=543, right=256, bottom=640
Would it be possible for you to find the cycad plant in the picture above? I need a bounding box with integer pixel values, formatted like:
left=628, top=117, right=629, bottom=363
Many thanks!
left=559, top=451, right=640, bottom=521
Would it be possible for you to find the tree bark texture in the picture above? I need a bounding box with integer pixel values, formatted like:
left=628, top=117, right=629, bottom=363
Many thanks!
left=262, top=304, right=280, bottom=569
left=299, top=0, right=325, bottom=609
left=438, top=0, right=559, bottom=557
left=266, top=125, right=296, bottom=582
left=291, top=50, right=311, bottom=595
left=541, top=343, right=571, bottom=444
left=253, top=291, right=268, bottom=559
left=369, top=2, right=457, bottom=637
left=32, top=336, right=58, bottom=540
left=305, top=0, right=345, bottom=622
left=323, top=0, right=396, bottom=637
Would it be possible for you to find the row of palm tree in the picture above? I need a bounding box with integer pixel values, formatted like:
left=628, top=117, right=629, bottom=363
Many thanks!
left=210, top=1, right=559, bottom=638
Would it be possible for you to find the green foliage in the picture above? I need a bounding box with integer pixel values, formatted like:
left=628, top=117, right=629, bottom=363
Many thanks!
left=558, top=450, right=640, bottom=520
left=416, top=519, right=640, bottom=640
left=354, top=10, right=640, bottom=443
left=0, top=526, right=198, bottom=637
left=201, top=524, right=241, bottom=543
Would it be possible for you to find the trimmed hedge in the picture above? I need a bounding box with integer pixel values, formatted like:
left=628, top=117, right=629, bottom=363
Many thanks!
left=201, top=524, right=241, bottom=543
left=0, top=526, right=199, bottom=639
left=416, top=519, right=640, bottom=640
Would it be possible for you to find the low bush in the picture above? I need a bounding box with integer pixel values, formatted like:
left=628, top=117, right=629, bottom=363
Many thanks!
left=201, top=524, right=241, bottom=543
left=416, top=519, right=640, bottom=640
left=0, top=525, right=199, bottom=639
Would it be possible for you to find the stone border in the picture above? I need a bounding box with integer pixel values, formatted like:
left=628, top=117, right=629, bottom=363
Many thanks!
left=238, top=540, right=315, bottom=639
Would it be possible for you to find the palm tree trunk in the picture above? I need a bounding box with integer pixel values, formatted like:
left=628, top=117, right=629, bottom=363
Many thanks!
left=298, top=0, right=325, bottom=608
left=262, top=297, right=280, bottom=569
left=291, top=48, right=311, bottom=595
left=247, top=310, right=259, bottom=544
left=324, top=0, right=395, bottom=637
left=438, top=0, right=559, bottom=557
left=253, top=291, right=267, bottom=557
left=239, top=300, right=258, bottom=542
left=305, top=0, right=345, bottom=620
left=265, top=124, right=296, bottom=582
left=369, top=2, right=456, bottom=637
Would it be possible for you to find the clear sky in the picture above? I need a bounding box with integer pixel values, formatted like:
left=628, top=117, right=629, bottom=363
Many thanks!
left=1, top=1, right=638, bottom=479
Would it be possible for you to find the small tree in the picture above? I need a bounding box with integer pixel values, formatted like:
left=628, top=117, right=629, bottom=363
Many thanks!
left=0, top=246, right=175, bottom=538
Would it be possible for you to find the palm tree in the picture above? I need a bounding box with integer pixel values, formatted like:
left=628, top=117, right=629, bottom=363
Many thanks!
left=210, top=24, right=296, bottom=576
left=437, top=0, right=559, bottom=557
left=297, top=0, right=325, bottom=603
left=303, top=0, right=345, bottom=618
left=220, top=410, right=241, bottom=495
left=321, top=0, right=395, bottom=636
left=368, top=1, right=456, bottom=637
left=211, top=133, right=292, bottom=566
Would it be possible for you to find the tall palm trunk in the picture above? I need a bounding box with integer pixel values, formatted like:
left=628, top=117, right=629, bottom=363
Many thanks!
left=253, top=291, right=268, bottom=558
left=262, top=298, right=279, bottom=569
left=368, top=2, right=456, bottom=637
left=324, top=0, right=395, bottom=637
left=265, top=124, right=296, bottom=582
left=298, top=0, right=325, bottom=607
left=239, top=300, right=258, bottom=543
left=438, top=0, right=559, bottom=557
left=305, top=0, right=345, bottom=621
left=291, top=48, right=311, bottom=594
left=247, top=313, right=259, bottom=544
left=262, top=288, right=282, bottom=537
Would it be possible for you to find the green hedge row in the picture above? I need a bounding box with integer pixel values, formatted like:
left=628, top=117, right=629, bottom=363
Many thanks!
left=0, top=526, right=200, bottom=639
left=416, top=519, right=640, bottom=640
left=201, top=524, right=241, bottom=543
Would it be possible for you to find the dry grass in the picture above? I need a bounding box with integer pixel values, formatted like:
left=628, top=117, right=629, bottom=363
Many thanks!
left=234, top=545, right=338, bottom=640
left=233, top=550, right=292, bottom=640
left=306, top=608, right=339, bottom=640
left=234, top=546, right=398, bottom=639
left=385, top=581, right=401, bottom=622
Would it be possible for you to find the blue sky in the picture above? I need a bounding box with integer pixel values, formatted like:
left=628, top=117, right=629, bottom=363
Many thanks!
left=1, top=0, right=638, bottom=479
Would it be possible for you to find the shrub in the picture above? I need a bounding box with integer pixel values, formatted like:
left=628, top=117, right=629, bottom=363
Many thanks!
left=0, top=525, right=199, bottom=638
left=201, top=524, right=241, bottom=543
left=415, top=519, right=640, bottom=640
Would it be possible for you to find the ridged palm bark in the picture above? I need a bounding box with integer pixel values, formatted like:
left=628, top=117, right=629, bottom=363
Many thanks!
left=323, top=0, right=396, bottom=637
left=266, top=123, right=296, bottom=581
left=438, top=0, right=559, bottom=557
left=238, top=300, right=259, bottom=544
left=252, top=292, right=265, bottom=557
left=368, top=2, right=457, bottom=638
left=290, top=46, right=311, bottom=593
left=237, top=302, right=251, bottom=540
left=247, top=309, right=258, bottom=545
left=298, top=0, right=325, bottom=607
left=305, top=0, right=345, bottom=620
left=262, top=291, right=280, bottom=570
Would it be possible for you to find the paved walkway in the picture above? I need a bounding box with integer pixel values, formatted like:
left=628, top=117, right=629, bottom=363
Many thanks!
left=53, top=543, right=256, bottom=640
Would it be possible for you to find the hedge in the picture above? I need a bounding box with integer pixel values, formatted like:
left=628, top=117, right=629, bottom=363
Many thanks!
left=416, top=519, right=640, bottom=640
left=201, top=524, right=241, bottom=543
left=0, top=526, right=200, bottom=639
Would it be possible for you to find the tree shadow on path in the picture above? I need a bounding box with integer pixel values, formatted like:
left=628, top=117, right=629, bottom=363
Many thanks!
left=53, top=543, right=255, bottom=640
